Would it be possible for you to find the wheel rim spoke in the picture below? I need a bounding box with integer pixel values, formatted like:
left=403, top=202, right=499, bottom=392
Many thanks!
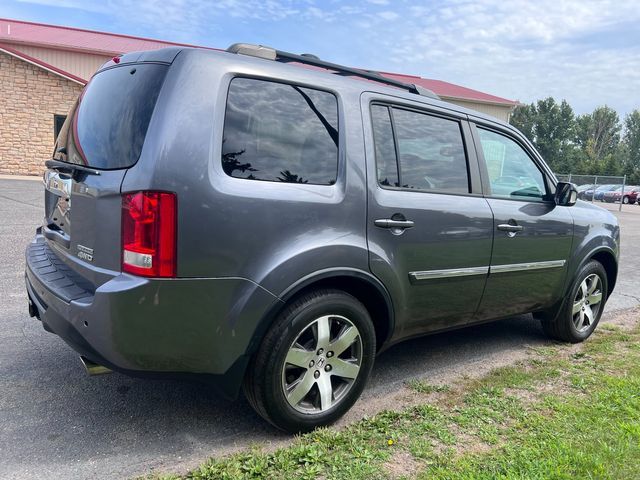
left=314, top=316, right=331, bottom=349
left=330, top=325, right=359, bottom=356
left=574, top=310, right=585, bottom=330
left=587, top=291, right=602, bottom=305
left=286, top=372, right=315, bottom=406
left=579, top=280, right=588, bottom=299
left=584, top=305, right=594, bottom=326
left=317, top=375, right=333, bottom=410
left=285, top=347, right=313, bottom=369
left=572, top=300, right=583, bottom=315
left=330, top=358, right=360, bottom=379
left=587, top=276, right=600, bottom=295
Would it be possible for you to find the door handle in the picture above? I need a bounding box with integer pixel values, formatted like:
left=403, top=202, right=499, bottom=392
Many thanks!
left=375, top=219, right=415, bottom=229
left=497, top=223, right=523, bottom=233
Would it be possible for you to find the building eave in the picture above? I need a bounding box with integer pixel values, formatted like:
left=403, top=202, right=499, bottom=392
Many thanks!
left=441, top=95, right=518, bottom=108
left=1, top=38, right=121, bottom=57
left=0, top=42, right=87, bottom=85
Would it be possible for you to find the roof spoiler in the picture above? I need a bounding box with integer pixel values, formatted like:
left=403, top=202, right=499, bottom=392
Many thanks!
left=227, top=43, right=439, bottom=100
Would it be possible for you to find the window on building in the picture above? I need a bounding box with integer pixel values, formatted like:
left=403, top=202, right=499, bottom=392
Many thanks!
left=477, top=128, right=548, bottom=202
left=222, top=78, right=339, bottom=185
left=53, top=114, right=66, bottom=141
left=371, top=105, right=469, bottom=193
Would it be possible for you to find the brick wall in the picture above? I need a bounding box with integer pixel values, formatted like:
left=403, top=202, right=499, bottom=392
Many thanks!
left=0, top=51, right=83, bottom=175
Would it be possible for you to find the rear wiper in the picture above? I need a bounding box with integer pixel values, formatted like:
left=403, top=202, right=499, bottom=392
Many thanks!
left=45, top=159, right=100, bottom=176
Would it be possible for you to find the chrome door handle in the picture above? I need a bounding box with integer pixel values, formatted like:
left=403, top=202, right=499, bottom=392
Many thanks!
left=374, top=219, right=415, bottom=229
left=497, top=224, right=523, bottom=233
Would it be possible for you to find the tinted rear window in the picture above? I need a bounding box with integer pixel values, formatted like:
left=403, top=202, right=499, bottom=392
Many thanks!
left=54, top=64, right=168, bottom=169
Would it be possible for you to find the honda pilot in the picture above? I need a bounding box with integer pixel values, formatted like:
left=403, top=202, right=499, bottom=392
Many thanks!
left=25, top=44, right=620, bottom=432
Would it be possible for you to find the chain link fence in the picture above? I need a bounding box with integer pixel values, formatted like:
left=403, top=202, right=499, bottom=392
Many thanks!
left=555, top=174, right=636, bottom=211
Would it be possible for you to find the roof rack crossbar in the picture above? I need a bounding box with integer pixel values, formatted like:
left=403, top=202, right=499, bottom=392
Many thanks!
left=226, top=43, right=439, bottom=100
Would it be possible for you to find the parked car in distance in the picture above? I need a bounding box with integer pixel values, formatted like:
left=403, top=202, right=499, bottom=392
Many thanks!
left=581, top=184, right=612, bottom=201
left=585, top=184, right=617, bottom=201
left=576, top=184, right=594, bottom=200
left=25, top=43, right=620, bottom=433
left=596, top=184, right=622, bottom=201
left=603, top=185, right=640, bottom=204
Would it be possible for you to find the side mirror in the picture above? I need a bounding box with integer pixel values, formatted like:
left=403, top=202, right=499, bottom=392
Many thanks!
left=555, top=181, right=578, bottom=206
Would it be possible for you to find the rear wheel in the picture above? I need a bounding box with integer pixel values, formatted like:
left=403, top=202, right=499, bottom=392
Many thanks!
left=243, top=289, right=376, bottom=432
left=540, top=260, right=607, bottom=343
left=623, top=196, right=630, bottom=204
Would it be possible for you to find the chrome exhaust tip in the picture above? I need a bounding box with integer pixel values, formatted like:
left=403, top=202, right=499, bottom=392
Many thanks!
left=79, top=356, right=112, bottom=376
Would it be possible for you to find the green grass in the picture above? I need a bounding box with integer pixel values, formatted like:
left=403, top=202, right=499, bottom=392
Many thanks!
left=153, top=319, right=640, bottom=480
left=406, top=379, right=451, bottom=394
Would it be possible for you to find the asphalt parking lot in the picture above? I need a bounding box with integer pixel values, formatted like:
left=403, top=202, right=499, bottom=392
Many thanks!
left=1, top=177, right=639, bottom=480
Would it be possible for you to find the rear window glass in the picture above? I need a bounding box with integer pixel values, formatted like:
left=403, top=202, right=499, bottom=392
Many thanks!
left=371, top=104, right=469, bottom=193
left=54, top=64, right=168, bottom=169
left=222, top=77, right=339, bottom=185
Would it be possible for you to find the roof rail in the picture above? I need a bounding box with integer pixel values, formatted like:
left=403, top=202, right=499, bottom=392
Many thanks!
left=226, top=43, right=439, bottom=100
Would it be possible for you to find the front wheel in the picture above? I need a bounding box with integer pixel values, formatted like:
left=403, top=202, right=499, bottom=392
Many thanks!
left=539, top=260, right=607, bottom=343
left=623, top=196, right=630, bottom=204
left=243, top=289, right=376, bottom=432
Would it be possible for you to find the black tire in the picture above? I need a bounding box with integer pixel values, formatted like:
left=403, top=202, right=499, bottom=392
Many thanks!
left=539, top=260, right=607, bottom=343
left=243, top=289, right=376, bottom=433
left=623, top=196, right=630, bottom=204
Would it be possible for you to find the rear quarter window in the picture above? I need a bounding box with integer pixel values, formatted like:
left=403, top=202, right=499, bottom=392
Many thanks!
left=222, top=78, right=339, bottom=185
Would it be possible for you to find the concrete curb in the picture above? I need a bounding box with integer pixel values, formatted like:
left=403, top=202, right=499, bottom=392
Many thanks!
left=0, top=174, right=41, bottom=182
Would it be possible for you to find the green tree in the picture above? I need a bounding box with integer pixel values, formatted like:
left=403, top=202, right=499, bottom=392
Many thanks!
left=511, top=99, right=637, bottom=179
left=510, top=103, right=536, bottom=140
left=510, top=97, right=576, bottom=173
left=576, top=106, right=621, bottom=160
left=623, top=110, right=640, bottom=181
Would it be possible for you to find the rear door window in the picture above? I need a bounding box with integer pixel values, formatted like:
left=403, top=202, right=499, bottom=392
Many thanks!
left=371, top=105, right=399, bottom=187
left=371, top=105, right=470, bottom=193
left=222, top=78, right=339, bottom=185
left=54, top=63, right=169, bottom=170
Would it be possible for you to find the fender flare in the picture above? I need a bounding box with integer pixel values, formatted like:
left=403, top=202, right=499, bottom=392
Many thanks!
left=565, top=245, right=618, bottom=297
left=541, top=245, right=619, bottom=322
left=246, top=267, right=395, bottom=355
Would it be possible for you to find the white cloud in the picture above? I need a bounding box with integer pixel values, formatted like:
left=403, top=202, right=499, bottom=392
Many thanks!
left=14, top=0, right=640, bottom=115
left=358, top=0, right=640, bottom=115
left=377, top=10, right=399, bottom=20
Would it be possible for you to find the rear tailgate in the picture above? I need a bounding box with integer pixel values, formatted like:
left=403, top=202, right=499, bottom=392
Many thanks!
left=38, top=57, right=172, bottom=288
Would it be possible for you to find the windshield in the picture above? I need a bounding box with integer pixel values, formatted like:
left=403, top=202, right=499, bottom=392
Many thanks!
left=53, top=63, right=169, bottom=170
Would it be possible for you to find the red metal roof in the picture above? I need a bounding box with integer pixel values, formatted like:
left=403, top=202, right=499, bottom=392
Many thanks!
left=380, top=72, right=517, bottom=106
left=0, top=17, right=516, bottom=105
left=0, top=17, right=207, bottom=56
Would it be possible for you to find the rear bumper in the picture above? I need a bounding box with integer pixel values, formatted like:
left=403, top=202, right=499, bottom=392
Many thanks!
left=25, top=233, right=281, bottom=398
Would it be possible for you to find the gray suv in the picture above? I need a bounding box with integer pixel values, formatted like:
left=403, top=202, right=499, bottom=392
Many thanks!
left=25, top=44, right=619, bottom=432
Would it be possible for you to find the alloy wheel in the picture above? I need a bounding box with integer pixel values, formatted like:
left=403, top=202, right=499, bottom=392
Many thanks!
left=281, top=315, right=362, bottom=414
left=572, top=273, right=603, bottom=332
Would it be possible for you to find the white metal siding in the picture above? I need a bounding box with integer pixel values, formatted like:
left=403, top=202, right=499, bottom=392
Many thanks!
left=6, top=44, right=110, bottom=81
left=443, top=98, right=513, bottom=122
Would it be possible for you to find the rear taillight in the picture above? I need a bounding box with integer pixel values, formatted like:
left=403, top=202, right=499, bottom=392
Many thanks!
left=122, top=191, right=176, bottom=278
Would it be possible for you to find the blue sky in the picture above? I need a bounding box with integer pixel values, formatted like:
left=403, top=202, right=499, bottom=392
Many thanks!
left=2, top=0, right=639, bottom=117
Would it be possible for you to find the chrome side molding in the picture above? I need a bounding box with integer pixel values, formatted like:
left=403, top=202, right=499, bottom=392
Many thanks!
left=490, top=260, right=566, bottom=274
left=409, top=266, right=489, bottom=282
left=409, top=260, right=566, bottom=282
